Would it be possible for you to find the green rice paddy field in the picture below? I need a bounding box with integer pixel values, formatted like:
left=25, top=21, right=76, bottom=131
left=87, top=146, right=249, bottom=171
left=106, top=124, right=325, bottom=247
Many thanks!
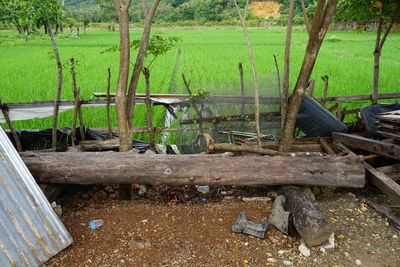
left=0, top=27, right=399, bottom=135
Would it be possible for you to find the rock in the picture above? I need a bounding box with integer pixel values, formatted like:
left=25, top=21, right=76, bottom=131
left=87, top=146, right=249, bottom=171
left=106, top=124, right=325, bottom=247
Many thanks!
left=242, top=197, right=271, bottom=202
left=267, top=258, right=276, bottom=263
left=103, top=185, right=114, bottom=193
left=355, top=259, right=362, bottom=265
left=298, top=243, right=311, bottom=257
left=283, top=260, right=293, bottom=266
left=302, top=187, right=315, bottom=201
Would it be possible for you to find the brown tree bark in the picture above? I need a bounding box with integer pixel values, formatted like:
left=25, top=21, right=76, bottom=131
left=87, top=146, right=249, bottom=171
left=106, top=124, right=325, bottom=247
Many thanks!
left=47, top=15, right=63, bottom=150
left=114, top=0, right=133, bottom=200
left=21, top=152, right=365, bottom=188
left=282, top=186, right=333, bottom=246
left=372, top=18, right=394, bottom=104
left=126, top=0, right=161, bottom=126
left=114, top=0, right=132, bottom=153
left=279, top=0, right=339, bottom=152
left=300, top=0, right=311, bottom=34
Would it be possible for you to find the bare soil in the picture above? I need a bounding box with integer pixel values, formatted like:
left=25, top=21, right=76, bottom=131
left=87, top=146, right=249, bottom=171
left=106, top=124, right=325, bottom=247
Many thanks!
left=44, top=187, right=400, bottom=267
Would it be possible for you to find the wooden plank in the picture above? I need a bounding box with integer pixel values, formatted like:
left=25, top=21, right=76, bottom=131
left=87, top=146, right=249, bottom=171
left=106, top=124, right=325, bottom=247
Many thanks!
left=365, top=163, right=400, bottom=204
left=332, top=132, right=400, bottom=160
left=377, top=131, right=400, bottom=141
left=379, top=122, right=400, bottom=131
left=377, top=164, right=400, bottom=181
left=315, top=92, right=400, bottom=102
left=20, top=152, right=366, bottom=188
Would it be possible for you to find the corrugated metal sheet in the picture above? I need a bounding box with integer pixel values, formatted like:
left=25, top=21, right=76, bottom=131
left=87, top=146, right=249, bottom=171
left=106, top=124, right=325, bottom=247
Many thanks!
left=0, top=126, right=73, bottom=266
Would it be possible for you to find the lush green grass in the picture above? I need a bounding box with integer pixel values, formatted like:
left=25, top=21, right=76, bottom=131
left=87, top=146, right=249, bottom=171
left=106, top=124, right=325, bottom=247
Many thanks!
left=0, top=27, right=399, bottom=138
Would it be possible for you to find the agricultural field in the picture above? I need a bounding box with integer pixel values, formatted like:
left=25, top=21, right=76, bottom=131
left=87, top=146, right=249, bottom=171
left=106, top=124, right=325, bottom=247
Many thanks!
left=0, top=27, right=399, bottom=136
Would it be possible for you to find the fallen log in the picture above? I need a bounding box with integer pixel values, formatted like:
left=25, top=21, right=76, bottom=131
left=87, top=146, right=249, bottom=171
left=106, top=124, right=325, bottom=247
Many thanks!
left=20, top=152, right=365, bottom=187
left=282, top=186, right=334, bottom=247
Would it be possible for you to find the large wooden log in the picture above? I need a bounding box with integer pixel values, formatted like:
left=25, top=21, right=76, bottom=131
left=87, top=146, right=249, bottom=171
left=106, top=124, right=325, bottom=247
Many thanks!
left=20, top=152, right=365, bottom=187
left=282, top=186, right=334, bottom=247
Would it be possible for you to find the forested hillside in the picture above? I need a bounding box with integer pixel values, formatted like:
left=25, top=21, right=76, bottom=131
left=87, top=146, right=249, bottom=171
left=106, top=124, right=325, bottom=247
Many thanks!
left=65, top=0, right=303, bottom=23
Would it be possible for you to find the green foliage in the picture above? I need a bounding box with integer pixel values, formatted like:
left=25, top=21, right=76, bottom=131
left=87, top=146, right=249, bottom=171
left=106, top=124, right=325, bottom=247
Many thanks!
left=276, top=0, right=313, bottom=16
left=101, top=34, right=181, bottom=68
left=323, top=0, right=400, bottom=24
left=0, top=0, right=64, bottom=37
left=131, top=35, right=182, bottom=67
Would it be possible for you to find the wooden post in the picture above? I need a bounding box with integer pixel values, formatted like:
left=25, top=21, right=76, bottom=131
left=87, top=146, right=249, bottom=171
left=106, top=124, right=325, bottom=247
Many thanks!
left=182, top=73, right=204, bottom=137
left=281, top=0, right=296, bottom=133
left=308, top=80, right=315, bottom=97
left=106, top=67, right=112, bottom=137
left=321, top=75, right=329, bottom=106
left=143, top=68, right=155, bottom=150
left=0, top=99, right=23, bottom=151
left=238, top=63, right=245, bottom=115
left=70, top=58, right=78, bottom=145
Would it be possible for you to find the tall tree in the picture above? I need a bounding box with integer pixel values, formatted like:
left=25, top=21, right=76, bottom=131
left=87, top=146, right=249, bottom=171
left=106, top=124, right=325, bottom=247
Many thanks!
left=279, top=0, right=339, bottom=152
left=113, top=0, right=161, bottom=199
left=331, top=0, right=399, bottom=103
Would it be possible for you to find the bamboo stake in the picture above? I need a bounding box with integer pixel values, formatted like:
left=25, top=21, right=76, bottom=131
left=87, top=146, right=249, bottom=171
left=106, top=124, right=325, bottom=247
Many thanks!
left=233, top=0, right=261, bottom=147
left=0, top=99, right=22, bottom=151
left=70, top=58, right=78, bottom=145
left=281, top=0, right=296, bottom=135
left=143, top=68, right=155, bottom=150
left=238, top=62, right=245, bottom=115
left=106, top=67, right=112, bottom=137
left=321, top=75, right=329, bottom=106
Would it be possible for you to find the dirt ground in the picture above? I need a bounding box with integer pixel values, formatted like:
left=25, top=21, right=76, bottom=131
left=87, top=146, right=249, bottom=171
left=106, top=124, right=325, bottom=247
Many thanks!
left=44, top=187, right=400, bottom=267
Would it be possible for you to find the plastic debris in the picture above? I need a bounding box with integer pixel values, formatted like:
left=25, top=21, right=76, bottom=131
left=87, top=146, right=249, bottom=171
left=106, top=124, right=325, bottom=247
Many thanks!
left=89, top=219, right=104, bottom=230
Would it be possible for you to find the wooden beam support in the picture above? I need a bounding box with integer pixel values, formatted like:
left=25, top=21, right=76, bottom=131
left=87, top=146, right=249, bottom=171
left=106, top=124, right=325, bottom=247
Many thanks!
left=377, top=164, right=400, bottom=181
left=20, top=152, right=365, bottom=188
left=333, top=132, right=400, bottom=160
left=365, top=163, right=400, bottom=204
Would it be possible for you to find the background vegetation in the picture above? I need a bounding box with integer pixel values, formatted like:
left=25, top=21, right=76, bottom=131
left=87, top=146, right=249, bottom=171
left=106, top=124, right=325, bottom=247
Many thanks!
left=0, top=27, right=399, bottom=134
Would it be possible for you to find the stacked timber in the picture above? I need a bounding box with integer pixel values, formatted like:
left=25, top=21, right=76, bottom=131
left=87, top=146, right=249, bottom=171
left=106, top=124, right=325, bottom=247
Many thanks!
left=378, top=110, right=400, bottom=141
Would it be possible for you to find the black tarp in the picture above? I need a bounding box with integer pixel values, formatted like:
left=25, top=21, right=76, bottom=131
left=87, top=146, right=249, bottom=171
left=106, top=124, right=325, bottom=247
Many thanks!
left=295, top=94, right=348, bottom=137
left=360, top=102, right=400, bottom=136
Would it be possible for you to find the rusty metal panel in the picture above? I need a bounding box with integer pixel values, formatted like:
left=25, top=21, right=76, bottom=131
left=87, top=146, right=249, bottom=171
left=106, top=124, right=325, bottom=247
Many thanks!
left=0, top=126, right=72, bottom=267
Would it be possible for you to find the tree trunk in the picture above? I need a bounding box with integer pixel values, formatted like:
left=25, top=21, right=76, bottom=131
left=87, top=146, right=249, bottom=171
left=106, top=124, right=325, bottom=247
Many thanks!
left=279, top=0, right=339, bottom=152
left=126, top=0, right=161, bottom=126
left=47, top=15, right=63, bottom=150
left=372, top=18, right=383, bottom=104
left=114, top=0, right=132, bottom=152
left=21, top=152, right=365, bottom=188
left=114, top=0, right=133, bottom=200
left=282, top=186, right=334, bottom=246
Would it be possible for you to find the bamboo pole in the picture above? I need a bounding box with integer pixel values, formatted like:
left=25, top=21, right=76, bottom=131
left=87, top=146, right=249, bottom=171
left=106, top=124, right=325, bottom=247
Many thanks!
left=238, top=62, right=245, bottom=115
left=233, top=0, right=262, bottom=147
